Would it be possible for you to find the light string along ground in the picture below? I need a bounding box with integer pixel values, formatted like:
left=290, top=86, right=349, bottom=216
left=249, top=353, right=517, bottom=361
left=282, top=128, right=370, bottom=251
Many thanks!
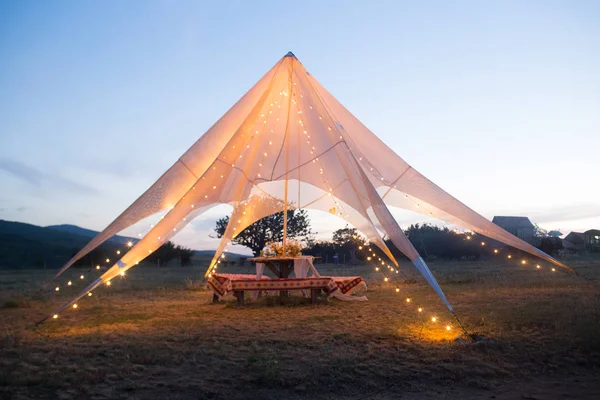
left=352, top=232, right=458, bottom=336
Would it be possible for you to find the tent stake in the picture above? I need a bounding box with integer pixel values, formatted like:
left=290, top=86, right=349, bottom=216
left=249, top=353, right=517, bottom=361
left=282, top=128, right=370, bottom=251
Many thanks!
left=451, top=311, right=471, bottom=339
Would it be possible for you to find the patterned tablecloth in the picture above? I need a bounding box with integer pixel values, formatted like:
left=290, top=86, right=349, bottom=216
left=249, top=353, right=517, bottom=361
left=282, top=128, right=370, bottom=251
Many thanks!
left=327, top=276, right=367, bottom=295
left=207, top=274, right=366, bottom=298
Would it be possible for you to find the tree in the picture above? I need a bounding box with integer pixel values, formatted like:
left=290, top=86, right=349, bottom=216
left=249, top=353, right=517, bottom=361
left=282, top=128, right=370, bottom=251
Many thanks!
left=533, top=223, right=548, bottom=238
left=538, top=237, right=563, bottom=257
left=331, top=226, right=362, bottom=263
left=146, top=241, right=194, bottom=266
left=214, top=209, right=313, bottom=256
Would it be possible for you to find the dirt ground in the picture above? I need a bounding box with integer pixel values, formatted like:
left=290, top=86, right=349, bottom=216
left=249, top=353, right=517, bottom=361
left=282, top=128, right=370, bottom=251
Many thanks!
left=1, top=257, right=599, bottom=399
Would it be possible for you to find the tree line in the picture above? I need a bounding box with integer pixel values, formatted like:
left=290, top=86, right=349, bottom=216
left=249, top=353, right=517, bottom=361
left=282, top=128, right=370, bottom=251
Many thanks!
left=215, top=210, right=563, bottom=263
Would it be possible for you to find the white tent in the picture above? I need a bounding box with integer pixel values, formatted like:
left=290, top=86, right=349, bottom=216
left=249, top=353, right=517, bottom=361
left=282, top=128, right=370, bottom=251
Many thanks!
left=46, top=52, right=572, bottom=318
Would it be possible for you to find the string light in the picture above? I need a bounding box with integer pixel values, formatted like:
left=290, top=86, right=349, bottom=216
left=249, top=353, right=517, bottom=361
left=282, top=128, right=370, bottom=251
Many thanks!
left=431, top=317, right=437, bottom=323
left=72, top=304, right=78, bottom=309
left=53, top=314, right=58, bottom=319
left=446, top=325, right=452, bottom=331
left=80, top=275, right=84, bottom=279
left=55, top=287, right=60, bottom=292
left=87, top=292, right=92, bottom=297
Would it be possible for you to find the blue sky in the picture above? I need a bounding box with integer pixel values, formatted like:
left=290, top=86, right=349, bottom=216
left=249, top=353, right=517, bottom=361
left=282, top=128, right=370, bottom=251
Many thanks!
left=1, top=1, right=598, bottom=252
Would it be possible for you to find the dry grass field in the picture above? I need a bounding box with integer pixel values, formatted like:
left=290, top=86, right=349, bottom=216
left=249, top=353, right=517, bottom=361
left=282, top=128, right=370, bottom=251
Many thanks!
left=1, top=256, right=599, bottom=399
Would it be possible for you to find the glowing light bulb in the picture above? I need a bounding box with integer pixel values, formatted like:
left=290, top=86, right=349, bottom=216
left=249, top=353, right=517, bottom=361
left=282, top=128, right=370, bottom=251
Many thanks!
left=494, top=249, right=498, bottom=254
left=406, top=298, right=411, bottom=303
left=508, top=255, right=512, bottom=259
left=116, top=250, right=121, bottom=255
left=80, top=275, right=84, bottom=279
left=367, top=257, right=371, bottom=261
left=72, top=304, right=78, bottom=309
left=384, top=277, right=389, bottom=282
left=551, top=268, right=556, bottom=272
left=53, top=314, right=58, bottom=319
left=55, top=287, right=60, bottom=292
left=536, top=265, right=541, bottom=269
left=106, top=258, right=110, bottom=263
left=88, top=292, right=92, bottom=297
left=466, top=236, right=471, bottom=240
left=521, top=260, right=526, bottom=265
left=481, top=242, right=485, bottom=246
left=67, top=281, right=72, bottom=286
left=127, top=241, right=133, bottom=247
left=395, top=288, right=400, bottom=293
left=375, top=267, right=379, bottom=271
left=418, top=307, right=423, bottom=313
left=431, top=317, right=437, bottom=323
left=106, top=281, right=111, bottom=286
left=96, top=265, right=100, bottom=269
left=446, top=325, right=451, bottom=331
left=120, top=271, right=125, bottom=277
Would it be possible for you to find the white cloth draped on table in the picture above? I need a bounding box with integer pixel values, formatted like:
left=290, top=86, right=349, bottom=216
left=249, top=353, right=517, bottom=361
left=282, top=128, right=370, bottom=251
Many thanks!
left=256, top=263, right=265, bottom=279
left=246, top=262, right=267, bottom=301
left=292, top=257, right=367, bottom=301
left=293, top=257, right=320, bottom=278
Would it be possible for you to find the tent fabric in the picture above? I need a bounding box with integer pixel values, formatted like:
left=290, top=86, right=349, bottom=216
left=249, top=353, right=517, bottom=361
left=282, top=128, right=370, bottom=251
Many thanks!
left=46, top=52, right=571, bottom=317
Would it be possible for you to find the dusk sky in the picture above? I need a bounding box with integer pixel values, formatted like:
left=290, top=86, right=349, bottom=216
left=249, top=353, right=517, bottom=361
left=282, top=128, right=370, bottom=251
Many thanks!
left=1, top=1, right=598, bottom=254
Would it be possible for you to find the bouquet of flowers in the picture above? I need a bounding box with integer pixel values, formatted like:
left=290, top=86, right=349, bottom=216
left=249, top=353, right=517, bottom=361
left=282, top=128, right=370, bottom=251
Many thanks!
left=261, top=239, right=303, bottom=257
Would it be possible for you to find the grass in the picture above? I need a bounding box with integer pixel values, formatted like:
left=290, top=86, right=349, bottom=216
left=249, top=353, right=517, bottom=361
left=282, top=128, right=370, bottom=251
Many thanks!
left=0, top=256, right=599, bottom=399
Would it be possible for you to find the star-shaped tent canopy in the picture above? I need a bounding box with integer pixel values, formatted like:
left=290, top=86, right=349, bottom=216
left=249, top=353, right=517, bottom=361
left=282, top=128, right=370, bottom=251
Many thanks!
left=45, top=52, right=572, bottom=318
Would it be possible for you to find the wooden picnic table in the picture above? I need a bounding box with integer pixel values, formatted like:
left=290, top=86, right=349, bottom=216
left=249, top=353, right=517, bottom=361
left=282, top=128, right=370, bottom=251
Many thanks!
left=246, top=256, right=321, bottom=302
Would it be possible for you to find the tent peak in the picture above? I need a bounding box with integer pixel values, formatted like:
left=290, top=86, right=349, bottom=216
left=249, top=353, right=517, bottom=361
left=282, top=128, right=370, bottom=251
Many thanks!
left=284, top=51, right=296, bottom=58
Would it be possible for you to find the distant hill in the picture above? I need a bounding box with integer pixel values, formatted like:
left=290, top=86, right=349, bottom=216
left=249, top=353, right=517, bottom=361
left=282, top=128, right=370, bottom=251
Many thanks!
left=47, top=224, right=136, bottom=245
left=0, top=220, right=121, bottom=269
left=0, top=220, right=247, bottom=270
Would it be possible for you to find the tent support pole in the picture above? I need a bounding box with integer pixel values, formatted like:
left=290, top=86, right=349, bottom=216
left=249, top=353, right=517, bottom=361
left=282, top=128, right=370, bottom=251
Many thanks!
left=282, top=57, right=294, bottom=255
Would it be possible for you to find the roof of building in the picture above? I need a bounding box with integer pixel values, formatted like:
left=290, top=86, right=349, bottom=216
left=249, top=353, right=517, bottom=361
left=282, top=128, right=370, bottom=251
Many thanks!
left=564, top=232, right=585, bottom=244
left=548, top=230, right=563, bottom=237
left=584, top=229, right=600, bottom=236
left=561, top=239, right=580, bottom=249
left=492, top=216, right=535, bottom=229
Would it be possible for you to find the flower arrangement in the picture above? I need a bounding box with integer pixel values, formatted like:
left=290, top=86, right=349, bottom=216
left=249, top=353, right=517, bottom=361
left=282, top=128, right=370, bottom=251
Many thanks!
left=260, top=239, right=303, bottom=257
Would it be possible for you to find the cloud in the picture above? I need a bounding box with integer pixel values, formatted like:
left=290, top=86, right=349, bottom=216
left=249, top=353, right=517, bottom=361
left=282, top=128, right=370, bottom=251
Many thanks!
left=0, top=158, right=99, bottom=196
left=525, top=204, right=600, bottom=224
left=16, top=206, right=28, bottom=212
